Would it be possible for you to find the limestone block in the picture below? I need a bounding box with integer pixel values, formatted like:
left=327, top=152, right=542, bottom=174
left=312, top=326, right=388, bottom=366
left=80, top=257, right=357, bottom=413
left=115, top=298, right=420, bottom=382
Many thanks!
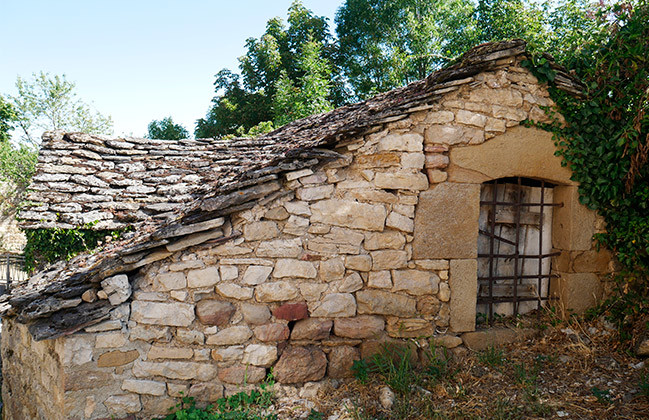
left=425, top=125, right=483, bottom=145
left=131, top=301, right=195, bottom=327
left=147, top=346, right=193, bottom=360
left=63, top=369, right=113, bottom=391
left=101, top=274, right=131, bottom=306
left=339, top=273, right=363, bottom=292
left=386, top=211, right=414, bottom=233
left=371, top=250, right=408, bottom=270
left=211, top=346, right=244, bottom=362
left=242, top=344, right=278, bottom=367
left=133, top=360, right=217, bottom=381
left=551, top=272, right=603, bottom=313
left=57, top=334, right=93, bottom=366
left=309, top=293, right=356, bottom=317
left=188, top=382, right=224, bottom=402
left=216, top=283, right=254, bottom=300
left=218, top=364, right=266, bottom=384
left=195, top=300, right=235, bottom=326
left=299, top=283, right=328, bottom=301
left=333, top=316, right=385, bottom=339
left=244, top=221, right=279, bottom=241
left=187, top=266, right=220, bottom=288
left=345, top=255, right=372, bottom=272
left=355, top=152, right=401, bottom=168
left=311, top=199, right=387, bottom=231
left=242, top=265, right=273, bottom=285
left=368, top=271, right=392, bottom=288
left=320, top=258, right=345, bottom=282
left=256, top=238, right=303, bottom=258
left=169, top=260, right=204, bottom=271
left=424, top=154, right=449, bottom=169
left=572, top=249, right=613, bottom=273
left=431, top=335, right=462, bottom=348
left=401, top=153, right=426, bottom=169
left=438, top=282, right=451, bottom=302
left=412, top=183, right=480, bottom=259
left=286, top=169, right=314, bottom=181
left=364, top=231, right=405, bottom=250
left=104, top=394, right=141, bottom=415
left=449, top=259, right=477, bottom=332
left=424, top=111, right=454, bottom=124
left=456, top=110, right=487, bottom=127
left=176, top=329, right=205, bottom=345
left=253, top=323, right=290, bottom=342
left=485, top=117, right=506, bottom=133
left=206, top=326, right=253, bottom=345
left=328, top=346, right=360, bottom=379
left=274, top=347, right=327, bottom=384
left=122, top=379, right=166, bottom=396
left=461, top=328, right=536, bottom=351
left=427, top=169, right=448, bottom=184
left=155, top=272, right=186, bottom=291
left=130, top=325, right=171, bottom=341
left=552, top=186, right=596, bottom=251
left=386, top=318, right=435, bottom=338
left=264, top=206, right=289, bottom=221
left=291, top=318, right=333, bottom=340
left=96, top=331, right=128, bottom=348
left=256, top=281, right=300, bottom=302
left=392, top=270, right=440, bottom=296
left=296, top=185, right=334, bottom=201
left=167, top=383, right=190, bottom=398
left=273, top=259, right=317, bottom=278
left=374, top=171, right=429, bottom=191
left=417, top=295, right=441, bottom=317
left=283, top=215, right=310, bottom=235
left=241, top=303, right=271, bottom=325
left=285, top=201, right=312, bottom=216
left=377, top=133, right=423, bottom=152
left=356, top=290, right=416, bottom=317
left=96, top=349, right=139, bottom=368
left=469, top=87, right=522, bottom=107
left=449, top=126, right=574, bottom=185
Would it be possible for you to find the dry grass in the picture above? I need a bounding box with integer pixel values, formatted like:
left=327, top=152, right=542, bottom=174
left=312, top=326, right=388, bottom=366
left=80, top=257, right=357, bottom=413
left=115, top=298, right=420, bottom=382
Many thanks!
left=313, top=313, right=649, bottom=420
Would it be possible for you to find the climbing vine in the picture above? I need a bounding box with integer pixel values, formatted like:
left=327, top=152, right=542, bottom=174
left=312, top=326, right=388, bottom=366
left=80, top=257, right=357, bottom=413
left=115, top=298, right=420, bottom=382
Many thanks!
left=526, top=0, right=649, bottom=340
left=23, top=227, right=127, bottom=272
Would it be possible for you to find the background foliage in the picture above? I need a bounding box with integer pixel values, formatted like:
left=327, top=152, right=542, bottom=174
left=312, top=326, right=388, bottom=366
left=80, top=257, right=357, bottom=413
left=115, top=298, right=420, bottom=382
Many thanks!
left=530, top=0, right=649, bottom=339
left=147, top=116, right=189, bottom=140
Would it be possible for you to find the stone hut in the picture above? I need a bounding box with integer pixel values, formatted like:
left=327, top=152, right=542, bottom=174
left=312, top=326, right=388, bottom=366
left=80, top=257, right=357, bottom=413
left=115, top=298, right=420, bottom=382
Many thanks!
left=1, top=40, right=614, bottom=420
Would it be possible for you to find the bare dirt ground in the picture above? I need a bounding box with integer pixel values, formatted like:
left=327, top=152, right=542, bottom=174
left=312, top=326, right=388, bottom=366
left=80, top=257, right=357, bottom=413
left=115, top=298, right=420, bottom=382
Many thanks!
left=303, top=314, right=649, bottom=420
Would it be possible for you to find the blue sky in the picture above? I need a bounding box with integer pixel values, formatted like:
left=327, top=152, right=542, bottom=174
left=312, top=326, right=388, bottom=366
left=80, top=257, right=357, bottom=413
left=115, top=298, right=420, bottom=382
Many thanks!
left=1, top=0, right=343, bottom=138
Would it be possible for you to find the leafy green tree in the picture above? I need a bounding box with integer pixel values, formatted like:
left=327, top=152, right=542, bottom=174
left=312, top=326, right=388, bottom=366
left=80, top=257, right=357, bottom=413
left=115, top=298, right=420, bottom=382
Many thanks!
left=0, top=96, right=17, bottom=144
left=10, top=71, right=113, bottom=145
left=273, top=39, right=333, bottom=126
left=195, top=1, right=340, bottom=138
left=336, top=0, right=478, bottom=99
left=147, top=116, right=189, bottom=140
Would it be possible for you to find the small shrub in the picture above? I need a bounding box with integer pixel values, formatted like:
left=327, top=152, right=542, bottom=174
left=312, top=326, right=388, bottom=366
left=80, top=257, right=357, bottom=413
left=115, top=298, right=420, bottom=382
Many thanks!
left=351, top=359, right=369, bottom=384
left=590, top=386, right=612, bottom=405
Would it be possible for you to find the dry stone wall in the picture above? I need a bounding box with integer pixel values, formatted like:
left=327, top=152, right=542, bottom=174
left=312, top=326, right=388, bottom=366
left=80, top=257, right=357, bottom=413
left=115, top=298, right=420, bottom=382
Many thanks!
left=2, top=59, right=612, bottom=420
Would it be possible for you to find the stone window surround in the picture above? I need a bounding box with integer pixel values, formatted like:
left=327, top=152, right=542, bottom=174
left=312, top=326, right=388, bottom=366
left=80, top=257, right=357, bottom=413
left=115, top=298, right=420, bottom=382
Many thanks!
left=413, top=126, right=601, bottom=332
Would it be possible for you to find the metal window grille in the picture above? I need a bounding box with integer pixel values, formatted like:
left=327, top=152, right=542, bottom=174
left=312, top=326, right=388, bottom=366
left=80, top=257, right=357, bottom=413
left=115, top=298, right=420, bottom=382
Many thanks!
left=0, top=253, right=27, bottom=295
left=477, top=177, right=560, bottom=322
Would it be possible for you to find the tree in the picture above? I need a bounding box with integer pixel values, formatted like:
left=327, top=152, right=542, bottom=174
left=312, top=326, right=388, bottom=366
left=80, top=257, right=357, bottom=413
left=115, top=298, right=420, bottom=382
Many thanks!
left=0, top=96, right=17, bottom=144
left=273, top=39, right=333, bottom=126
left=9, top=71, right=113, bottom=145
left=147, top=116, right=189, bottom=140
left=195, top=1, right=340, bottom=138
left=336, top=0, right=478, bottom=99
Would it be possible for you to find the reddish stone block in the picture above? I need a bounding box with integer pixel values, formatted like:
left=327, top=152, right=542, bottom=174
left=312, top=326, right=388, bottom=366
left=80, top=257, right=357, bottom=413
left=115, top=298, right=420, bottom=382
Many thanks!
left=273, top=302, right=308, bottom=321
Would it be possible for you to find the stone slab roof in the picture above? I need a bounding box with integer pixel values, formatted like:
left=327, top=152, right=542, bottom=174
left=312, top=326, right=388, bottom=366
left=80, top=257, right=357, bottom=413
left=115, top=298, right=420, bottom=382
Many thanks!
left=6, top=39, right=584, bottom=340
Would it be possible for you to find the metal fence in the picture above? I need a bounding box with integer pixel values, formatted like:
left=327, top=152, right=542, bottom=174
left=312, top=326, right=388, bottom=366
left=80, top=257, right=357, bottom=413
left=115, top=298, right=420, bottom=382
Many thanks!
left=0, top=253, right=28, bottom=295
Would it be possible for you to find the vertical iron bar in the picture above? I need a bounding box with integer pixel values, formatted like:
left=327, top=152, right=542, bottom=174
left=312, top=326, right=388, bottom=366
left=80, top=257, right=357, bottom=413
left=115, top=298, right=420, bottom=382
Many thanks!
left=538, top=181, right=545, bottom=316
left=488, top=179, right=498, bottom=323
left=513, top=177, right=522, bottom=316
left=5, top=254, right=10, bottom=294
